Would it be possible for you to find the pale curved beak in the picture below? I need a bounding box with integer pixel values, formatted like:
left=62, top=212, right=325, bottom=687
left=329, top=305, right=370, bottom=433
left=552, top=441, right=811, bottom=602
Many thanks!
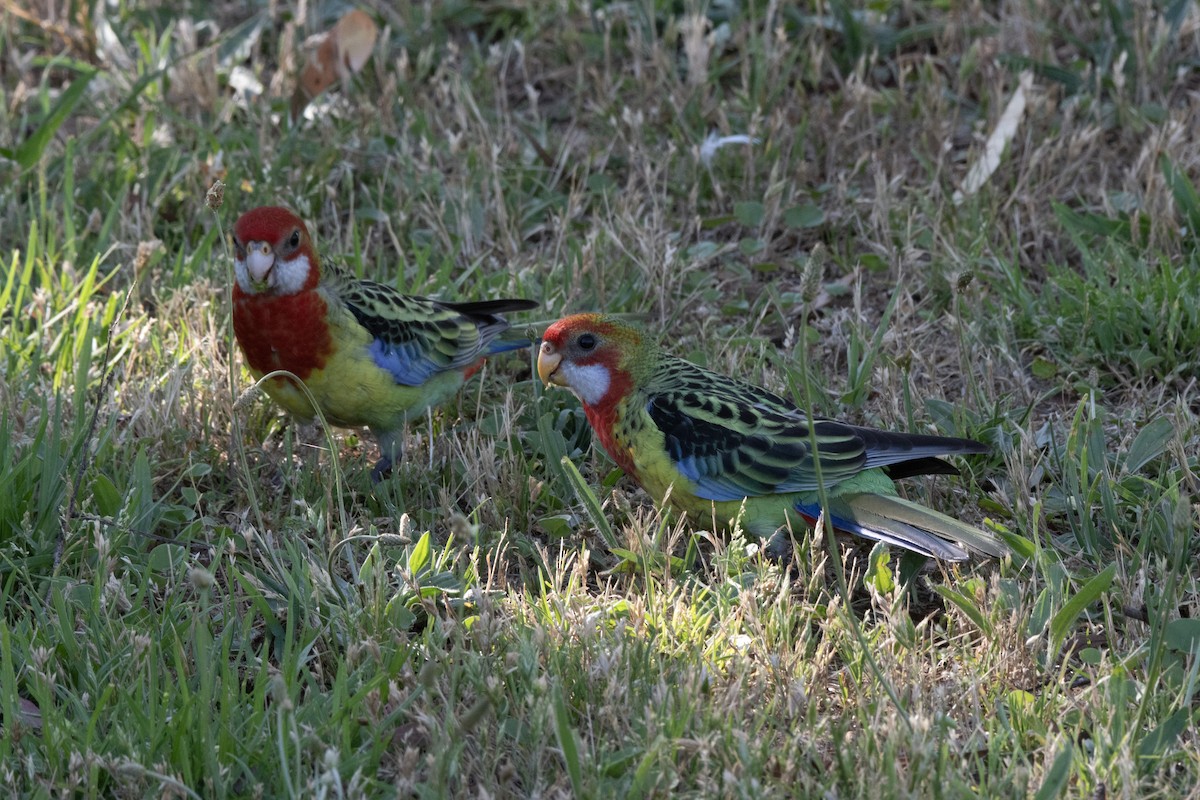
left=245, top=242, right=276, bottom=284
left=537, top=341, right=564, bottom=386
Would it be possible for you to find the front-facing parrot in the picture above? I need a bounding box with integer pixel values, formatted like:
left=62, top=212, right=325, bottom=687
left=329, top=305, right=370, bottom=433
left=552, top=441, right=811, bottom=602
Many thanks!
left=231, top=205, right=538, bottom=479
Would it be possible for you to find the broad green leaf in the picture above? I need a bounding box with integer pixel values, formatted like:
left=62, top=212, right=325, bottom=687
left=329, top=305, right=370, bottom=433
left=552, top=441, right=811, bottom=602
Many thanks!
left=738, top=237, right=765, bottom=255
left=1053, top=202, right=1130, bottom=240
left=1123, top=417, right=1174, bottom=475
left=734, top=201, right=765, bottom=227
left=407, top=531, right=432, bottom=574
left=1033, top=742, right=1074, bottom=800
left=148, top=544, right=187, bottom=579
left=897, top=550, right=927, bottom=589
left=538, top=515, right=575, bottom=538
left=15, top=68, right=98, bottom=169
left=783, top=203, right=824, bottom=229
left=864, top=541, right=894, bottom=594
left=859, top=253, right=888, bottom=272
left=91, top=473, right=121, bottom=517
left=1049, top=563, right=1117, bottom=652
left=536, top=411, right=569, bottom=481
left=360, top=542, right=382, bottom=586
left=586, top=173, right=616, bottom=193
left=183, top=462, right=213, bottom=480
left=1138, top=708, right=1191, bottom=759
left=385, top=596, right=417, bottom=635
left=1006, top=689, right=1035, bottom=712
left=997, top=528, right=1037, bottom=562
left=1031, top=356, right=1057, bottom=379
left=1163, top=618, right=1200, bottom=653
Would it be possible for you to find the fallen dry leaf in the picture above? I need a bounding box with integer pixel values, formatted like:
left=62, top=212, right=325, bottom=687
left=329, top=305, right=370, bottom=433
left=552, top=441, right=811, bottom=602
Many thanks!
left=954, top=70, right=1034, bottom=203
left=292, top=9, right=380, bottom=118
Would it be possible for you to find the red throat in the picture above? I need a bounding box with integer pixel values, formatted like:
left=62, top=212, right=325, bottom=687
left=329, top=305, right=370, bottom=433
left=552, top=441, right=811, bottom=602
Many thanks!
left=232, top=286, right=333, bottom=381
left=583, top=402, right=638, bottom=477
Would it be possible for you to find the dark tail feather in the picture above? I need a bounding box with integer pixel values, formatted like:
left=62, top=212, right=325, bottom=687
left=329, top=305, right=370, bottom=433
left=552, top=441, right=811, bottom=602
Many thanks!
left=441, top=298, right=538, bottom=355
left=439, top=298, right=540, bottom=317
left=882, top=456, right=961, bottom=480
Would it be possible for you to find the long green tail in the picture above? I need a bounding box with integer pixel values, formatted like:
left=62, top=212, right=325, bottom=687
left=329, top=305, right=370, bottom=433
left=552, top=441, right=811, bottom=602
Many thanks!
left=795, top=493, right=1007, bottom=562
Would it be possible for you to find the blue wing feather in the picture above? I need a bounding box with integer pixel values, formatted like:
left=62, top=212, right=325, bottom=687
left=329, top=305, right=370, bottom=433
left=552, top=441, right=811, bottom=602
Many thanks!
left=367, top=332, right=531, bottom=386
left=328, top=263, right=537, bottom=388
left=367, top=339, right=442, bottom=386
left=483, top=337, right=532, bottom=356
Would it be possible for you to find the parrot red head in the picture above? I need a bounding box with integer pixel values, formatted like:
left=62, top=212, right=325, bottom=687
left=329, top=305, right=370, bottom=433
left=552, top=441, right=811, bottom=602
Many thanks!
left=538, top=314, right=643, bottom=407
left=232, top=206, right=320, bottom=296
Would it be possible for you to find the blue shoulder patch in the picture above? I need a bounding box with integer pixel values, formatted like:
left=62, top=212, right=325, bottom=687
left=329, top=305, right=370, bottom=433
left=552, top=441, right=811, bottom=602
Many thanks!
left=367, top=339, right=441, bottom=386
left=671, top=454, right=756, bottom=502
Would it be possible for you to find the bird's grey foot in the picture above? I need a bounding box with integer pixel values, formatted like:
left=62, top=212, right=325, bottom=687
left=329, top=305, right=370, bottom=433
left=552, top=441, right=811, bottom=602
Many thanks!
left=370, top=454, right=394, bottom=484
left=764, top=528, right=794, bottom=563
left=370, top=429, right=403, bottom=485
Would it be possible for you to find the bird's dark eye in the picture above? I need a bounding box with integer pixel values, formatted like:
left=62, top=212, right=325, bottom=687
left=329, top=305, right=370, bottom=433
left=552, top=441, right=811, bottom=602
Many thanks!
left=288, top=229, right=300, bottom=249
left=577, top=333, right=597, bottom=351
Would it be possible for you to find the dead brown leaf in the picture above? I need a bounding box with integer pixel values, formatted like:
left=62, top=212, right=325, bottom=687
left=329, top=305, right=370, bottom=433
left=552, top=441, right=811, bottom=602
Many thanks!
left=291, top=9, right=380, bottom=119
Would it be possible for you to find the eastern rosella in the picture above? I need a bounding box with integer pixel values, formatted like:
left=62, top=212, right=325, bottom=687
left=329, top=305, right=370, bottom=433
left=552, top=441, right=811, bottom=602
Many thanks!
left=231, top=206, right=537, bottom=479
left=537, top=314, right=1005, bottom=561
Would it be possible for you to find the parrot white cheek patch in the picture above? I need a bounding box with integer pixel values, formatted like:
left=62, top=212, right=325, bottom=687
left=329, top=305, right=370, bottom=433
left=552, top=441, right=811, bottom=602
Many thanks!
left=273, top=253, right=312, bottom=294
left=562, top=363, right=611, bottom=406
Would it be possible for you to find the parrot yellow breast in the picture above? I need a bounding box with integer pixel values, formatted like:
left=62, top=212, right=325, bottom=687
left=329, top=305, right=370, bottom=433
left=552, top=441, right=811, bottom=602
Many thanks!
left=241, top=289, right=466, bottom=432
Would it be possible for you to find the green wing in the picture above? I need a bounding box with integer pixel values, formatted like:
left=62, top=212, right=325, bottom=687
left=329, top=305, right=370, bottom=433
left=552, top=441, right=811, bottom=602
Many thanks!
left=326, top=262, right=537, bottom=386
left=643, top=357, right=985, bottom=501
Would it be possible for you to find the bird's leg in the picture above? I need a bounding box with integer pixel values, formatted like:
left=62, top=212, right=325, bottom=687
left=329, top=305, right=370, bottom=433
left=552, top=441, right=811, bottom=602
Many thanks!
left=426, top=414, right=434, bottom=471
left=763, top=527, right=794, bottom=563
left=371, top=429, right=402, bottom=484
left=296, top=419, right=324, bottom=471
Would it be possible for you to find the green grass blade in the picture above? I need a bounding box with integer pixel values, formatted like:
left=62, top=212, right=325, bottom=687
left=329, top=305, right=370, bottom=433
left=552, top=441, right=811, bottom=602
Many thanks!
left=1049, top=563, right=1117, bottom=653
left=1033, top=742, right=1074, bottom=800
left=14, top=67, right=97, bottom=169
left=1161, top=155, right=1200, bottom=237
left=932, top=584, right=994, bottom=637
left=552, top=684, right=586, bottom=799
left=559, top=455, right=620, bottom=551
